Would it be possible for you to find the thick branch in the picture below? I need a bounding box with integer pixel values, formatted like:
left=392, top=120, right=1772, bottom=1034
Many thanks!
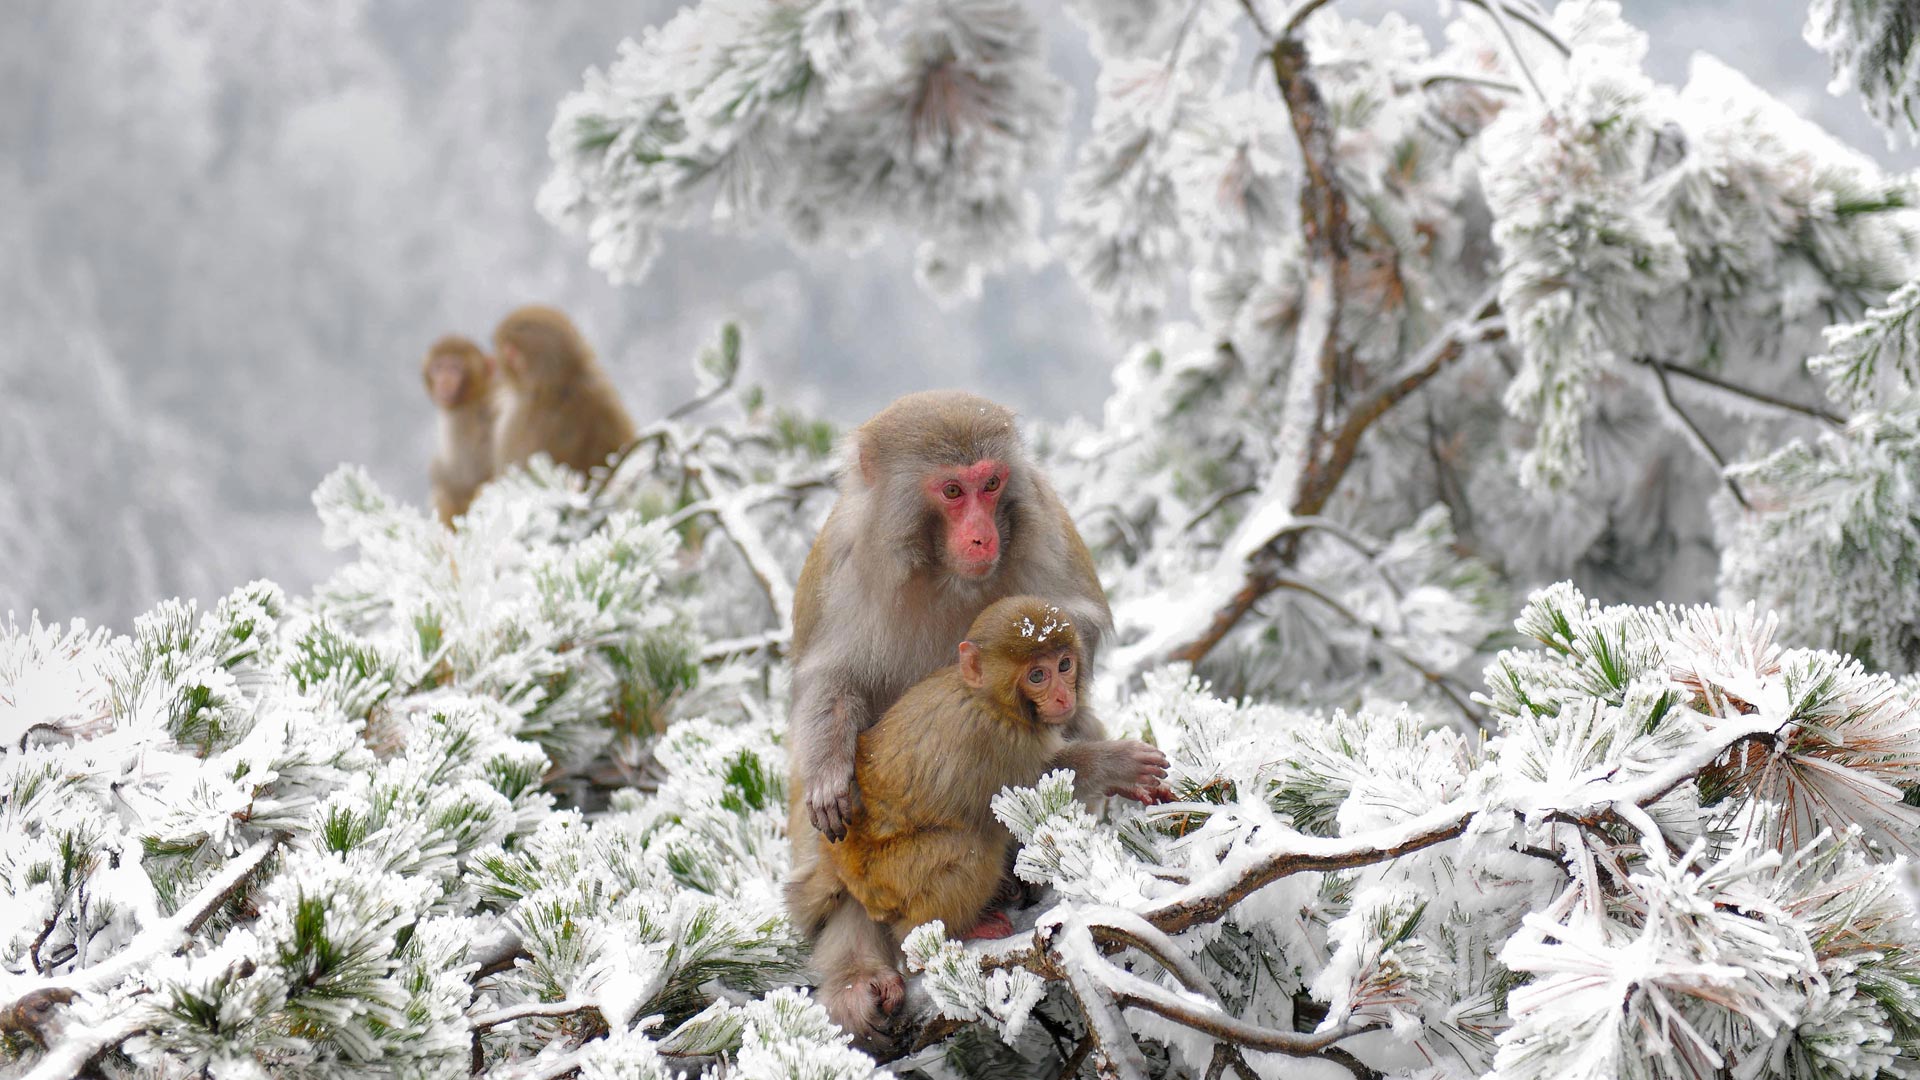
left=1056, top=929, right=1154, bottom=1080
left=1146, top=804, right=1474, bottom=935
left=1159, top=301, right=1505, bottom=670
left=1083, top=909, right=1218, bottom=1002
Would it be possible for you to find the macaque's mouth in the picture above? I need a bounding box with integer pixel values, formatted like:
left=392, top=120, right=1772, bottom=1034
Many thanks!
left=1037, top=703, right=1075, bottom=723
left=952, top=556, right=999, bottom=578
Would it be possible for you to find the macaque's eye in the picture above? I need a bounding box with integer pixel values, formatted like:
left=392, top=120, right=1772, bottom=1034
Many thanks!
left=984, top=475, right=1000, bottom=493
left=1059, top=655, right=1073, bottom=673
left=943, top=481, right=964, bottom=500
left=1027, top=667, right=1046, bottom=685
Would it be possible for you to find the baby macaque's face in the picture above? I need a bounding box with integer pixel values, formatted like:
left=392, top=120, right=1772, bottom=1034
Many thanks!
left=1018, top=647, right=1077, bottom=723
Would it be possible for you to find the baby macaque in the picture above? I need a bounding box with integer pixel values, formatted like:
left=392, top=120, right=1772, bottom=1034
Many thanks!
left=788, top=596, right=1169, bottom=1043
left=422, top=335, right=497, bottom=526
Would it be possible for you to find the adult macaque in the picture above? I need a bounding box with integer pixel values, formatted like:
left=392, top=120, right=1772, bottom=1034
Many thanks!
left=491, top=305, right=637, bottom=476
left=788, top=597, right=1170, bottom=1042
left=422, top=335, right=498, bottom=526
left=788, top=390, right=1114, bottom=846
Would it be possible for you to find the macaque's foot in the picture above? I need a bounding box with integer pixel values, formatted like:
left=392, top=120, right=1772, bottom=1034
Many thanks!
left=826, top=966, right=906, bottom=1043
left=870, top=967, right=907, bottom=1017
left=963, top=910, right=1015, bottom=940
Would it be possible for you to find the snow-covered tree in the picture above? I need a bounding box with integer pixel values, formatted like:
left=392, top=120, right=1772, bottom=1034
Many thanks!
left=541, top=0, right=1920, bottom=715
left=19, top=1, right=1920, bottom=1078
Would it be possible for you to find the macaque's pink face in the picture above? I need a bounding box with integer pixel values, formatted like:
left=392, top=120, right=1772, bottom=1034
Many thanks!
left=926, top=459, right=1007, bottom=578
left=426, top=352, right=470, bottom=408
left=1017, top=648, right=1077, bottom=723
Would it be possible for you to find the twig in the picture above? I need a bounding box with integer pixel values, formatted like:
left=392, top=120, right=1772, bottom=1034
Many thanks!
left=1057, top=1033, right=1096, bottom=1080
left=1644, top=357, right=1847, bottom=427
left=1280, top=0, right=1336, bottom=39
left=471, top=997, right=599, bottom=1032
left=1235, top=0, right=1273, bottom=40
left=1183, top=485, right=1259, bottom=534
left=1165, top=0, right=1212, bottom=70
left=19, top=1011, right=145, bottom=1080
left=1473, top=0, right=1546, bottom=101
left=1077, top=930, right=1376, bottom=1055
left=1269, top=577, right=1486, bottom=730
left=1146, top=803, right=1475, bottom=935
left=6, top=834, right=282, bottom=1010
left=1645, top=357, right=1750, bottom=510
left=1459, top=0, right=1573, bottom=57
left=1321, top=1046, right=1385, bottom=1080
left=1419, top=71, right=1523, bottom=94
left=699, top=629, right=789, bottom=662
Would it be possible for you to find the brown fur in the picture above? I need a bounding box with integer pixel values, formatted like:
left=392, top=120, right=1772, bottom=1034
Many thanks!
left=491, top=305, right=637, bottom=476
left=423, top=335, right=498, bottom=526
left=788, top=597, right=1168, bottom=1045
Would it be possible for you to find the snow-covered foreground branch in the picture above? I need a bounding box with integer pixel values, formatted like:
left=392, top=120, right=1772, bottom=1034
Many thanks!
left=896, top=584, right=1920, bottom=1076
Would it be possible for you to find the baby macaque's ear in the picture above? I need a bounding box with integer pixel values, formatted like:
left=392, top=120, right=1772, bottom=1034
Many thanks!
left=957, top=640, right=984, bottom=688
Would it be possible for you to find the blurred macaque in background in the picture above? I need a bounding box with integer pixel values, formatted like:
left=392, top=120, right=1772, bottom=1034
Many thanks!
left=491, top=305, right=637, bottom=477
left=422, top=335, right=498, bottom=526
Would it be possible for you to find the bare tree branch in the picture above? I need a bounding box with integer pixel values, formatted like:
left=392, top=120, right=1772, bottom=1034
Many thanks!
left=1644, top=357, right=1751, bottom=510
left=1644, top=356, right=1847, bottom=427
left=1269, top=577, right=1488, bottom=731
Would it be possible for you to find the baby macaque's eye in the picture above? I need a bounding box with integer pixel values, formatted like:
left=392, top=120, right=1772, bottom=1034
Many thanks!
left=943, top=481, right=964, bottom=500
left=1027, top=667, right=1046, bottom=684
left=1059, top=655, right=1073, bottom=673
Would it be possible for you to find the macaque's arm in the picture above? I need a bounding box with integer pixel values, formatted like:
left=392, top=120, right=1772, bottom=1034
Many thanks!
left=1051, top=737, right=1172, bottom=805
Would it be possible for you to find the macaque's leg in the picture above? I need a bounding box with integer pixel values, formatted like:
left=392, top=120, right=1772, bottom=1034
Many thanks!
left=812, top=896, right=905, bottom=1040
left=884, top=835, right=1005, bottom=947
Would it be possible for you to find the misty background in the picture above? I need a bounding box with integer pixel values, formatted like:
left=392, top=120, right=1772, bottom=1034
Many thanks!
left=1, top=0, right=1910, bottom=631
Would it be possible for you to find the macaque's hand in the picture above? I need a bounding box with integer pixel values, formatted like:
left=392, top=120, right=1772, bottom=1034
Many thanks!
left=807, top=759, right=860, bottom=842
left=1106, top=739, right=1172, bottom=804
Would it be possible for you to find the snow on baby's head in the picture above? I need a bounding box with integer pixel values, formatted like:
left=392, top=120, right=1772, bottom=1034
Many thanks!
left=969, top=596, right=1080, bottom=663
left=1017, top=608, right=1069, bottom=642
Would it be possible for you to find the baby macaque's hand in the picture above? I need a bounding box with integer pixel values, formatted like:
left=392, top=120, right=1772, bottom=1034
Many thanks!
left=1106, top=739, right=1172, bottom=803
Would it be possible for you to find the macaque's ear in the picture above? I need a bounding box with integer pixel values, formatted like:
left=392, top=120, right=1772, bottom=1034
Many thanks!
left=857, top=435, right=877, bottom=487
left=498, top=343, right=524, bottom=380
left=957, top=641, right=984, bottom=688
left=480, top=352, right=497, bottom=379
